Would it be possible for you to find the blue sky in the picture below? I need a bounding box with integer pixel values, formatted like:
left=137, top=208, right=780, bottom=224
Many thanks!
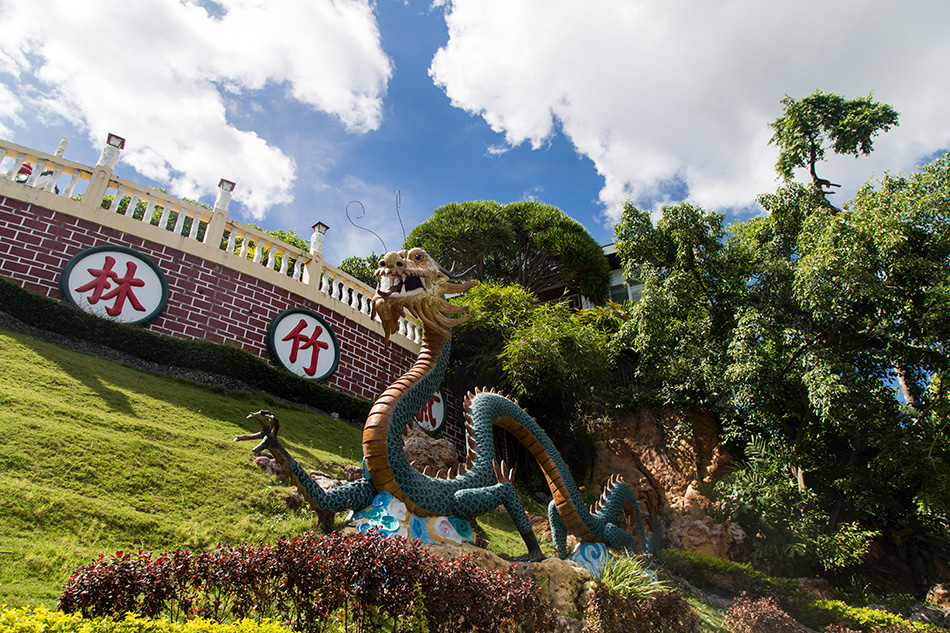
left=2, top=0, right=949, bottom=266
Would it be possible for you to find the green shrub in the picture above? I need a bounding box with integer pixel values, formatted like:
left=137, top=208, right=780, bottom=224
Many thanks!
left=802, top=600, right=933, bottom=633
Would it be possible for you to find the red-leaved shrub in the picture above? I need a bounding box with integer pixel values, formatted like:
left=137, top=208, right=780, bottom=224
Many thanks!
left=723, top=593, right=807, bottom=633
left=59, top=531, right=553, bottom=633
left=583, top=585, right=696, bottom=633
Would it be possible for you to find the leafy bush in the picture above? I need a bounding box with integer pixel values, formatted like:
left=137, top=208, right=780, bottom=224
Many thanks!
left=723, top=593, right=805, bottom=633
left=59, top=531, right=554, bottom=633
left=583, top=585, right=696, bottom=633
left=0, top=606, right=292, bottom=633
left=714, top=436, right=877, bottom=575
left=802, top=600, right=931, bottom=633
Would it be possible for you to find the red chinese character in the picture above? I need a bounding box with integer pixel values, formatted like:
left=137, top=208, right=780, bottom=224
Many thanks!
left=74, top=255, right=147, bottom=317
left=282, top=318, right=330, bottom=376
left=417, top=392, right=442, bottom=428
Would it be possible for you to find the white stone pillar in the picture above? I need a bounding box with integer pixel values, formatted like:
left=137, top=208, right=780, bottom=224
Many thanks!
left=80, top=134, right=125, bottom=216
left=205, top=178, right=235, bottom=245
left=304, top=221, right=329, bottom=286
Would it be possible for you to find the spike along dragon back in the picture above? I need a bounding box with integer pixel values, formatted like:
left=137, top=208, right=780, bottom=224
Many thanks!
left=236, top=247, right=650, bottom=560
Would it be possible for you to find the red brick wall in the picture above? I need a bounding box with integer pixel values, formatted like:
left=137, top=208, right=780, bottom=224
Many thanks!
left=0, top=195, right=466, bottom=453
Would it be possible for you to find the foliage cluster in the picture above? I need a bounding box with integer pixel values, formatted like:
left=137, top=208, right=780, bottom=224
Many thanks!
left=406, top=200, right=611, bottom=304
left=614, top=146, right=950, bottom=580
left=0, top=606, right=293, bottom=633
left=338, top=252, right=381, bottom=287
left=714, top=437, right=878, bottom=575
left=800, top=600, right=930, bottom=633
left=722, top=593, right=806, bottom=633
left=446, top=282, right=619, bottom=477
left=582, top=585, right=696, bottom=633
left=58, top=531, right=554, bottom=633
left=0, top=276, right=371, bottom=422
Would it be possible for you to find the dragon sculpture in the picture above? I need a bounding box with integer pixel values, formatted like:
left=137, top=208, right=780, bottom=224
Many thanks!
left=237, top=247, right=649, bottom=561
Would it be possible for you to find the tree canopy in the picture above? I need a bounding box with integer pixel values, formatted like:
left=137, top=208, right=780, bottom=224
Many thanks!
left=405, top=200, right=611, bottom=304
left=769, top=90, right=898, bottom=206
left=612, top=150, right=950, bottom=576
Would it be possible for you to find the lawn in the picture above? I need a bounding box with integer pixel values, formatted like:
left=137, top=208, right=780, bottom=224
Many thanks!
left=0, top=326, right=363, bottom=607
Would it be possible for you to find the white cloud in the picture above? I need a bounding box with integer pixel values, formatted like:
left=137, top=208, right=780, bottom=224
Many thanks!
left=0, top=0, right=392, bottom=219
left=430, top=0, right=950, bottom=222
left=0, top=83, right=22, bottom=138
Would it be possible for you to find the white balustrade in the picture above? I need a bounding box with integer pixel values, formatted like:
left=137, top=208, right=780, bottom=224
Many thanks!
left=1, top=136, right=423, bottom=350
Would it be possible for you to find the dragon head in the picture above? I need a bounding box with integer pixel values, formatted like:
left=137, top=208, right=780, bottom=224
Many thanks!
left=372, top=247, right=477, bottom=341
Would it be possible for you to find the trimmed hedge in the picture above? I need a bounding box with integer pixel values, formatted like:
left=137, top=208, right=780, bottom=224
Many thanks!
left=0, top=275, right=371, bottom=423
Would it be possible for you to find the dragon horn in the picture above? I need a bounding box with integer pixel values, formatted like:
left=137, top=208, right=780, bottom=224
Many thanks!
left=436, top=261, right=476, bottom=280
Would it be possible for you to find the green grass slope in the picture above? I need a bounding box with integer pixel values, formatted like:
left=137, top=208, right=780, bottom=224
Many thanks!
left=0, top=326, right=363, bottom=607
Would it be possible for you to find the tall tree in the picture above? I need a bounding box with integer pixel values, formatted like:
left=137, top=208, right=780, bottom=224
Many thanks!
left=406, top=200, right=611, bottom=304
left=613, top=152, right=950, bottom=577
left=768, top=90, right=898, bottom=207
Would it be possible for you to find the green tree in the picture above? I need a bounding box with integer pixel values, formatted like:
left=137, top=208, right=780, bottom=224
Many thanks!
left=338, top=252, right=381, bottom=287
left=612, top=202, right=743, bottom=408
left=613, top=152, right=950, bottom=579
left=769, top=90, right=898, bottom=206
left=406, top=200, right=611, bottom=304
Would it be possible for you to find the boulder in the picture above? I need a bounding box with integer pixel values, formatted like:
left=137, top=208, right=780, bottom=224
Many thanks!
left=403, top=424, right=459, bottom=474
left=667, top=515, right=731, bottom=560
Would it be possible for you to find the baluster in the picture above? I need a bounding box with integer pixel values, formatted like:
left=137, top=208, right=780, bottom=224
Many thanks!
left=45, top=164, right=64, bottom=193
left=3, top=153, right=25, bottom=179
left=320, top=270, right=331, bottom=295
left=62, top=171, right=81, bottom=197
left=25, top=159, right=46, bottom=187
left=266, top=245, right=277, bottom=269
left=159, top=204, right=173, bottom=231
left=189, top=213, right=202, bottom=240
left=125, top=190, right=141, bottom=217
left=333, top=278, right=344, bottom=302
left=226, top=229, right=237, bottom=253
left=346, top=283, right=357, bottom=310
left=252, top=239, right=264, bottom=264
left=143, top=196, right=156, bottom=224
left=174, top=208, right=187, bottom=234
left=363, top=292, right=373, bottom=315
left=278, top=250, right=289, bottom=275
left=398, top=318, right=408, bottom=338
left=293, top=259, right=303, bottom=281
left=108, top=187, right=123, bottom=213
